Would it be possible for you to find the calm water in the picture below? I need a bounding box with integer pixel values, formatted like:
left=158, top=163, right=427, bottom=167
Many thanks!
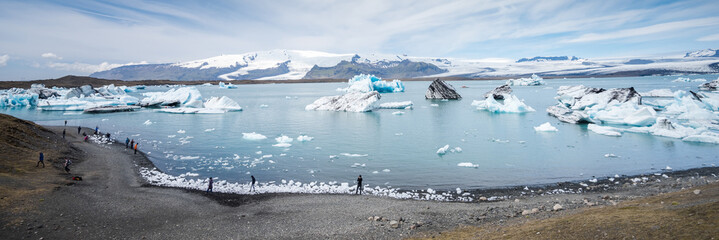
left=3, top=74, right=719, bottom=190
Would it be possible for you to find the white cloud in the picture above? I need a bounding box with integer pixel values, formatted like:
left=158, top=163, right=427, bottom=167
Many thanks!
left=566, top=17, right=719, bottom=43
left=697, top=33, right=719, bottom=42
left=46, top=61, right=148, bottom=73
left=0, top=54, right=8, bottom=66
left=41, top=52, right=62, bottom=59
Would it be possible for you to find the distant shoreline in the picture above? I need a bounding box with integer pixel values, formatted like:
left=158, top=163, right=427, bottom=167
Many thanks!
left=1, top=71, right=712, bottom=90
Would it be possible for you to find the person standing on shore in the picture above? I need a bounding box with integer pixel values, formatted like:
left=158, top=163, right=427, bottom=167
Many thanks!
left=134, top=143, right=138, bottom=154
left=130, top=139, right=134, bottom=149
left=64, top=120, right=67, bottom=126
left=251, top=175, right=256, bottom=192
left=125, top=137, right=130, bottom=148
left=36, top=152, right=45, bottom=168
left=94, top=126, right=98, bottom=135
left=62, top=129, right=66, bottom=139
left=77, top=126, right=81, bottom=134
left=207, top=177, right=213, bottom=193
left=64, top=159, right=72, bottom=174
left=355, top=175, right=363, bottom=195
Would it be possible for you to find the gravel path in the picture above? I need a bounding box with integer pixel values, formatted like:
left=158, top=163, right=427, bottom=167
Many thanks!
left=2, top=126, right=718, bottom=239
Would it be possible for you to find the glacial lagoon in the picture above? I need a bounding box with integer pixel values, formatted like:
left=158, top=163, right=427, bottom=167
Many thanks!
left=2, top=75, right=718, bottom=194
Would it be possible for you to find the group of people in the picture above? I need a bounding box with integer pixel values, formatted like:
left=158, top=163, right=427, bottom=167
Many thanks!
left=36, top=151, right=72, bottom=174
left=125, top=138, right=139, bottom=154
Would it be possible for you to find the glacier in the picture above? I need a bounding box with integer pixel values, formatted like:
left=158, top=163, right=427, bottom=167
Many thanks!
left=505, top=74, right=546, bottom=86
left=337, top=74, right=405, bottom=93
left=471, top=94, right=535, bottom=113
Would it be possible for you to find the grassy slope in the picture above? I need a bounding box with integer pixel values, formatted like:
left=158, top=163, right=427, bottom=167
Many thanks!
left=0, top=114, right=77, bottom=224
left=412, top=182, right=719, bottom=239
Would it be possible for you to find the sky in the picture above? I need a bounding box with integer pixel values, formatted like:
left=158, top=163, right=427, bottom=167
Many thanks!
left=0, top=0, right=718, bottom=81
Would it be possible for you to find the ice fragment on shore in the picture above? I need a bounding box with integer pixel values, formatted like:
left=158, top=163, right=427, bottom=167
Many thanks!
left=665, top=166, right=672, bottom=170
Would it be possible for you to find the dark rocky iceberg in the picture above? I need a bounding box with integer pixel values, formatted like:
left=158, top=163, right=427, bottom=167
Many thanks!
left=699, top=79, right=719, bottom=91
left=484, top=84, right=512, bottom=100
left=425, top=79, right=461, bottom=100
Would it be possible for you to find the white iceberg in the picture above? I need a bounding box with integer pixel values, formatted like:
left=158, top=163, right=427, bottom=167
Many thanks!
left=219, top=82, right=237, bottom=89
left=377, top=101, right=413, bottom=109
left=534, top=122, right=558, bottom=132
left=203, top=96, right=243, bottom=111
left=273, top=143, right=292, bottom=148
left=505, top=74, right=545, bottom=86
left=297, top=135, right=314, bottom=142
left=457, top=162, right=479, bottom=168
left=305, top=91, right=381, bottom=112
left=242, top=132, right=267, bottom=140
left=156, top=108, right=226, bottom=114
left=141, top=87, right=204, bottom=108
left=587, top=124, right=622, bottom=136
left=472, top=94, right=535, bottom=113
left=436, top=145, right=450, bottom=155
left=338, top=74, right=404, bottom=93
left=275, top=135, right=294, bottom=143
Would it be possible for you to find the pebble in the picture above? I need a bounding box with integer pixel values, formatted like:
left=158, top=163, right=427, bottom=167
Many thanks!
left=693, top=189, right=701, bottom=195
left=553, top=204, right=563, bottom=211
left=390, top=220, right=399, bottom=229
left=479, top=197, right=487, bottom=201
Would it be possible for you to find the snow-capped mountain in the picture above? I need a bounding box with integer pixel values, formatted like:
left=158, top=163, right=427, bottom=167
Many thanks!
left=685, top=49, right=719, bottom=58
left=90, top=49, right=719, bottom=81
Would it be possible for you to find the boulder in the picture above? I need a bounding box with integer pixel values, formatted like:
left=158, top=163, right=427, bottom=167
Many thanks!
left=484, top=84, right=512, bottom=100
left=425, top=79, right=461, bottom=100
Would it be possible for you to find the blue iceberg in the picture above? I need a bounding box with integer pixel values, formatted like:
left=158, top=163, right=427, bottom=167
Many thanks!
left=339, top=74, right=405, bottom=93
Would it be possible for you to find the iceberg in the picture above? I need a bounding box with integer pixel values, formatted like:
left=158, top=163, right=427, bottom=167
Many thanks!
left=242, top=132, right=267, bottom=140
left=377, top=101, right=413, bottom=109
left=457, top=162, right=479, bottom=168
left=587, top=124, right=622, bottom=137
left=472, top=94, right=535, bottom=113
left=338, top=74, right=404, bottom=93
left=436, top=145, right=450, bottom=155
left=219, top=82, right=237, bottom=89
left=297, top=135, right=314, bottom=142
left=699, top=78, right=718, bottom=91
left=505, top=74, right=545, bottom=86
left=305, top=91, right=381, bottom=112
left=640, top=89, right=674, bottom=98
left=484, top=84, right=512, bottom=100
left=275, top=135, right=293, bottom=143
left=426, top=79, right=461, bottom=100
left=534, top=122, right=558, bottom=132
left=203, top=96, right=242, bottom=111
left=548, top=85, right=645, bottom=124
left=156, top=108, right=226, bottom=114
left=0, top=89, right=38, bottom=107
left=141, top=87, right=204, bottom=108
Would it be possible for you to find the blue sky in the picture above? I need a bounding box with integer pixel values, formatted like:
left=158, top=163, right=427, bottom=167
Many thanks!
left=0, top=0, right=718, bottom=80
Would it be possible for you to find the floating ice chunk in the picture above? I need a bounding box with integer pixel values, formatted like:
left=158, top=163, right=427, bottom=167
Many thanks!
left=436, top=145, right=450, bottom=155
left=587, top=124, right=622, bottom=136
left=484, top=85, right=512, bottom=100
left=329, top=155, right=338, bottom=159
left=275, top=135, right=294, bottom=143
left=430, top=104, right=439, bottom=107
left=204, top=96, right=242, bottom=111
left=218, top=82, right=237, bottom=89
left=392, top=111, right=404, bottom=115
left=340, top=153, right=368, bottom=157
left=372, top=171, right=379, bottom=174
left=604, top=154, right=619, bottom=158
left=472, top=94, right=535, bottom=113
left=204, top=128, right=215, bottom=132
left=682, top=132, right=719, bottom=144
left=202, top=83, right=212, bottom=86
left=177, top=130, right=186, bottom=134
left=534, top=122, right=558, bottom=132
left=143, top=120, right=153, bottom=125
left=157, top=108, right=226, bottom=114
left=665, top=166, right=672, bottom=170
left=589, top=178, right=598, bottom=183
left=242, top=132, right=267, bottom=140
left=382, top=169, right=390, bottom=172
left=590, top=102, right=657, bottom=126
left=259, top=104, right=269, bottom=108
left=305, top=91, right=380, bottom=112
left=296, top=135, right=314, bottom=142
left=338, top=74, right=405, bottom=93
left=179, top=156, right=200, bottom=160
left=457, top=162, right=478, bottom=168
left=672, top=77, right=706, bottom=83
left=454, top=147, right=462, bottom=152
left=141, top=87, right=204, bottom=108
left=505, top=74, right=545, bottom=86
left=378, top=101, right=413, bottom=109
left=699, top=78, right=719, bottom=91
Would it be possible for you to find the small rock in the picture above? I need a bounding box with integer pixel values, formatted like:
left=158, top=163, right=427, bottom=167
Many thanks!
left=531, top=208, right=539, bottom=214
left=390, top=220, right=400, bottom=229
left=553, top=204, right=563, bottom=211
left=479, top=197, right=487, bottom=201
left=514, top=199, right=520, bottom=203
left=521, top=210, right=532, bottom=216
left=693, top=189, right=701, bottom=195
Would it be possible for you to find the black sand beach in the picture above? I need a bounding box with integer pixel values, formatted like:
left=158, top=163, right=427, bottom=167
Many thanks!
left=1, top=114, right=717, bottom=239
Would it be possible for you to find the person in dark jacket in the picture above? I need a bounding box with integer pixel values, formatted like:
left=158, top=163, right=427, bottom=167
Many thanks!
left=36, top=152, right=45, bottom=168
left=207, top=177, right=214, bottom=193
left=355, top=175, right=363, bottom=195
left=250, top=175, right=256, bottom=192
